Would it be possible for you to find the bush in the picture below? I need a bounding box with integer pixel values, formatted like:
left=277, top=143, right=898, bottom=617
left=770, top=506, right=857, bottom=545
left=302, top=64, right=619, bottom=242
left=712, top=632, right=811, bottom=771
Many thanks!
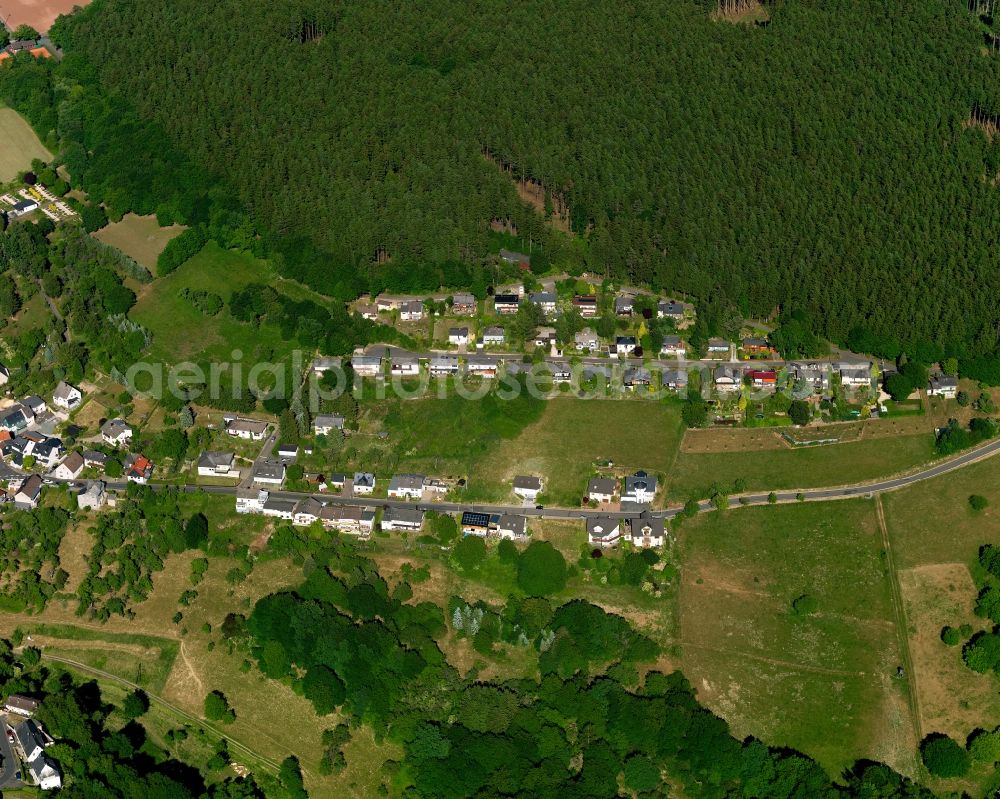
left=940, top=626, right=961, bottom=646
left=203, top=690, right=236, bottom=724
left=122, top=689, right=150, bottom=719
left=453, top=535, right=487, bottom=571
left=792, top=594, right=818, bottom=615
left=920, top=734, right=970, bottom=777
left=788, top=400, right=811, bottom=426
left=516, top=540, right=567, bottom=596
left=969, top=494, right=989, bottom=512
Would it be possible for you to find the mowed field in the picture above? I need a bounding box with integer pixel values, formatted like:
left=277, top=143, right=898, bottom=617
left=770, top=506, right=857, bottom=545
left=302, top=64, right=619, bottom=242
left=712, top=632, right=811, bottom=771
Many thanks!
left=93, top=213, right=185, bottom=270
left=668, top=430, right=936, bottom=499
left=0, top=107, right=51, bottom=182
left=677, top=500, right=918, bottom=776
left=882, top=455, right=1000, bottom=758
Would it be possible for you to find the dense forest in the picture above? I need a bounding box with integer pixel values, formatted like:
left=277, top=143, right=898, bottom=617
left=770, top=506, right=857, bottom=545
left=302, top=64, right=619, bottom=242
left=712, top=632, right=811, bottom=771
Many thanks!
left=32, top=0, right=1000, bottom=361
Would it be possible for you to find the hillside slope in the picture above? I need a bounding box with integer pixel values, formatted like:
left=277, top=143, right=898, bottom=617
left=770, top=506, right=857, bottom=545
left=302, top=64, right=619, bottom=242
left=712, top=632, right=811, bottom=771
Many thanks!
left=55, top=0, right=1000, bottom=356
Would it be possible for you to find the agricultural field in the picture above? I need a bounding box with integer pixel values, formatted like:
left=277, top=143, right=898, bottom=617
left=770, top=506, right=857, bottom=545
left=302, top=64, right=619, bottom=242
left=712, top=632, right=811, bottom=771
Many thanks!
left=668, top=429, right=937, bottom=499
left=677, top=500, right=917, bottom=776
left=0, top=106, right=51, bottom=182
left=93, top=213, right=186, bottom=270
left=130, top=241, right=301, bottom=365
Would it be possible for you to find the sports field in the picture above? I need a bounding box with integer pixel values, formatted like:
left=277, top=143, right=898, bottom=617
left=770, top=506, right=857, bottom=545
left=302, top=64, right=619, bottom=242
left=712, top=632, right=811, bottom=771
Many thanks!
left=1, top=0, right=88, bottom=33
left=0, top=107, right=51, bottom=182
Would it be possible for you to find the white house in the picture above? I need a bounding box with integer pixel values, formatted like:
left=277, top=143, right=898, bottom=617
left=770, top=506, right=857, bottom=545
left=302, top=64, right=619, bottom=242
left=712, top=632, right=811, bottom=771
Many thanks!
left=28, top=756, right=61, bottom=791
left=481, top=327, right=505, bottom=346
left=387, top=473, right=425, bottom=500
left=101, top=418, right=133, bottom=447
left=197, top=451, right=238, bottom=478
left=313, top=414, right=345, bottom=435
left=53, top=452, right=84, bottom=481
left=496, top=514, right=528, bottom=540
left=430, top=355, right=459, bottom=375
left=528, top=292, right=557, bottom=315
left=351, top=355, right=383, bottom=377
left=0, top=364, right=9, bottom=386
left=352, top=472, right=375, bottom=495
left=13, top=719, right=47, bottom=762
left=622, top=470, right=657, bottom=504
left=261, top=498, right=296, bottom=520
left=928, top=375, right=959, bottom=398
left=466, top=355, right=499, bottom=377
left=707, top=338, right=731, bottom=356
left=587, top=477, right=617, bottom=504
left=311, top=356, right=342, bottom=375
left=292, top=497, right=324, bottom=527
left=51, top=381, right=82, bottom=411
left=224, top=418, right=268, bottom=441
left=321, top=504, right=376, bottom=537
left=615, top=336, right=638, bottom=356
left=13, top=475, right=42, bottom=510
left=22, top=395, right=46, bottom=416
left=658, top=300, right=686, bottom=321
left=714, top=365, right=742, bottom=391
left=390, top=355, right=420, bottom=376
left=252, top=460, right=285, bottom=486
left=626, top=512, right=666, bottom=548
left=76, top=481, right=106, bottom=511
left=236, top=488, right=268, bottom=514
left=575, top=328, right=600, bottom=352
left=400, top=300, right=425, bottom=321
left=660, top=336, right=686, bottom=358
left=493, top=294, right=520, bottom=315
left=4, top=695, right=39, bottom=717
left=839, top=365, right=872, bottom=388
left=381, top=507, right=425, bottom=531
left=512, top=475, right=543, bottom=502
left=448, top=327, right=470, bottom=346
left=587, top=516, right=621, bottom=547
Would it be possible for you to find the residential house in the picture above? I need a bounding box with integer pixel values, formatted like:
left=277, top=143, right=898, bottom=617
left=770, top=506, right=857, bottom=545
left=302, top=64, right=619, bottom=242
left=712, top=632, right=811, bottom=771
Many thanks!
left=375, top=296, right=398, bottom=313
left=707, top=338, right=731, bottom=357
left=31, top=437, right=64, bottom=469
left=76, top=481, right=106, bottom=511
left=587, top=477, right=617, bottom=504
left=546, top=362, right=572, bottom=383
left=292, top=497, right=325, bottom=527
left=276, top=444, right=298, bottom=461
left=749, top=369, right=778, bottom=388
left=261, top=498, right=296, bottom=520
left=622, top=470, right=657, bottom=504
left=572, top=295, right=598, bottom=318
left=839, top=365, right=872, bottom=388
left=624, top=366, right=651, bottom=389
left=423, top=477, right=449, bottom=495
left=481, top=326, right=505, bottom=346
left=430, top=355, right=459, bottom=375
left=512, top=475, right=543, bottom=501
left=742, top=337, right=771, bottom=356
left=660, top=336, right=686, bottom=358
left=615, top=336, right=638, bottom=356
left=533, top=328, right=556, bottom=349
left=657, top=300, right=686, bottom=321
left=327, top=473, right=347, bottom=491
left=311, top=356, right=342, bottom=375
left=4, top=695, right=39, bottom=717
left=101, top=418, right=134, bottom=447
left=461, top=511, right=491, bottom=536
left=351, top=355, right=383, bottom=377
left=27, top=755, right=61, bottom=791
left=8, top=199, right=38, bottom=219
left=792, top=363, right=831, bottom=393
left=53, top=452, right=84, bottom=481
left=224, top=418, right=267, bottom=441
left=529, top=292, right=557, bottom=315
left=390, top=354, right=420, bottom=377
left=356, top=303, right=378, bottom=320
left=387, top=473, right=425, bottom=499
left=14, top=719, right=48, bottom=762
left=466, top=355, right=499, bottom=378
left=493, top=294, right=520, bottom=315
left=400, top=300, right=425, bottom=321
left=714, top=365, right=742, bottom=391
left=586, top=516, right=621, bottom=547
left=13, top=475, right=42, bottom=510
left=82, top=450, right=108, bottom=470
left=660, top=368, right=688, bottom=391
left=197, top=451, right=238, bottom=478
left=615, top=296, right=634, bottom=316
left=0, top=364, right=8, bottom=386
left=313, top=414, right=345, bottom=435
left=235, top=488, right=269, bottom=514
left=321, top=504, right=376, bottom=536
left=449, top=327, right=470, bottom=346
left=452, top=293, right=476, bottom=315
left=52, top=381, right=82, bottom=411
left=928, top=375, right=959, bottom=398
left=499, top=249, right=530, bottom=267
left=124, top=454, right=153, bottom=484
left=575, top=328, right=600, bottom=351
left=22, top=396, right=46, bottom=416
left=626, top=511, right=666, bottom=548
left=381, top=507, right=425, bottom=531
left=496, top=514, right=528, bottom=540
left=252, top=460, right=285, bottom=486
left=0, top=406, right=29, bottom=433
left=352, top=472, right=376, bottom=494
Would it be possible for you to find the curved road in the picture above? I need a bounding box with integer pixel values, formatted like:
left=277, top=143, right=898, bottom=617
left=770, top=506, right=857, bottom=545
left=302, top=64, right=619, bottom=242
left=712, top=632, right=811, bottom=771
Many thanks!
left=85, top=435, right=1000, bottom=521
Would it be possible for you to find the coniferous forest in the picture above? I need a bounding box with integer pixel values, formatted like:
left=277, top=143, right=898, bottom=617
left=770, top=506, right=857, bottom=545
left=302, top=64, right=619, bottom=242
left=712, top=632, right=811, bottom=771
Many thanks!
left=40, top=0, right=1000, bottom=362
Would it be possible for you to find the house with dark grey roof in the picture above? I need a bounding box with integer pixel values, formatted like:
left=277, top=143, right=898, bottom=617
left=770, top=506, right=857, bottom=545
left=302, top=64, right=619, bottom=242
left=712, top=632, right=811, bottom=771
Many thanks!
left=351, top=354, right=383, bottom=376
left=660, top=335, right=686, bottom=358
left=587, top=477, right=617, bottom=504
left=512, top=475, right=543, bottom=501
left=622, top=470, right=657, bottom=504
left=82, top=449, right=108, bottom=469
left=21, top=395, right=46, bottom=416
left=451, top=293, right=476, bottom=315
left=52, top=381, right=82, bottom=411
left=430, top=354, right=459, bottom=375
left=197, top=451, right=237, bottom=478
left=101, top=418, right=133, bottom=446
left=448, top=327, right=470, bottom=345
left=626, top=511, right=666, bottom=548
left=262, top=498, right=296, bottom=520
left=313, top=414, right=345, bottom=435
left=13, top=474, right=42, bottom=510
left=497, top=514, right=528, bottom=540
left=493, top=294, right=520, bottom=315
left=928, top=375, right=959, bottom=398
left=614, top=336, right=638, bottom=356
left=381, top=507, right=425, bottom=531
left=481, top=326, right=505, bottom=345
left=13, top=719, right=47, bottom=761
left=252, top=460, right=285, bottom=486
left=0, top=406, right=29, bottom=433
left=657, top=299, right=686, bottom=320
left=587, top=517, right=621, bottom=547
left=400, top=300, right=425, bottom=321
left=352, top=472, right=375, bottom=494
left=387, top=473, right=425, bottom=499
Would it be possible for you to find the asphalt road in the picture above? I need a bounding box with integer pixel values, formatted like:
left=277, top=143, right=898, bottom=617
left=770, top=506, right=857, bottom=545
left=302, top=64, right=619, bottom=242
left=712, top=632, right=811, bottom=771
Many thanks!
left=0, top=721, right=23, bottom=789
left=91, top=435, right=1000, bottom=521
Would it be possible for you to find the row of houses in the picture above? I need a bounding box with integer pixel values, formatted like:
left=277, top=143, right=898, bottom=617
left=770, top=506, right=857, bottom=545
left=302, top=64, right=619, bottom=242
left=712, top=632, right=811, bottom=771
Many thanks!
left=586, top=470, right=658, bottom=505
left=3, top=695, right=61, bottom=790
left=235, top=489, right=377, bottom=536
left=710, top=362, right=874, bottom=394
left=587, top=510, right=666, bottom=549
left=357, top=292, right=480, bottom=321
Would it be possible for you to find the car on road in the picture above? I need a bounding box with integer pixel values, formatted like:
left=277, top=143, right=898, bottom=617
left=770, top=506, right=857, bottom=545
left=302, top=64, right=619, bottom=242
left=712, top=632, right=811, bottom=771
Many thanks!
left=535, top=505, right=544, bottom=510
left=42, top=478, right=57, bottom=485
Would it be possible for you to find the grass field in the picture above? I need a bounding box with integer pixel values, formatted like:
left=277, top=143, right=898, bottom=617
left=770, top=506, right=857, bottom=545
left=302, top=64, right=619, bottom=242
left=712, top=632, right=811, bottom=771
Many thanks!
left=678, top=500, right=917, bottom=776
left=93, top=213, right=186, bottom=270
left=0, top=108, right=51, bottom=182
left=668, top=430, right=936, bottom=499
left=130, top=241, right=301, bottom=365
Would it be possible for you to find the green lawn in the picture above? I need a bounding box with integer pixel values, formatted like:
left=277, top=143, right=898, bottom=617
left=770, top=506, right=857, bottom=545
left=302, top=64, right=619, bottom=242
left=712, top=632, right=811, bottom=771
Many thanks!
left=668, top=431, right=936, bottom=499
left=130, top=241, right=303, bottom=365
left=678, top=500, right=915, bottom=776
